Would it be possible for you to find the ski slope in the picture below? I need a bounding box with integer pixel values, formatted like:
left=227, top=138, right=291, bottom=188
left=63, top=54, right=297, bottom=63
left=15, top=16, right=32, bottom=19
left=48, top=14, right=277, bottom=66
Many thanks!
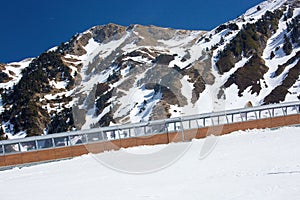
left=0, top=126, right=300, bottom=200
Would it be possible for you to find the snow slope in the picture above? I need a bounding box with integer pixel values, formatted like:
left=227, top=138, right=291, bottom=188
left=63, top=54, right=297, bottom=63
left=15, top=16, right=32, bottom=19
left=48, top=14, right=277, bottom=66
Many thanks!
left=1, top=126, right=299, bottom=200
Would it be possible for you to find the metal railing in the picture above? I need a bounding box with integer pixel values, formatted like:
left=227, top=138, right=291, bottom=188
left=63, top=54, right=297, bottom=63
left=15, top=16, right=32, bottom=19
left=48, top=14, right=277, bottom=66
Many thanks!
left=1, top=101, right=300, bottom=155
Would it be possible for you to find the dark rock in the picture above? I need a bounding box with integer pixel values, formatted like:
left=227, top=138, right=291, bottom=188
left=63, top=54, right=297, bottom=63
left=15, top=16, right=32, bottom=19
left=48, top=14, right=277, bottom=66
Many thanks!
left=224, top=54, right=268, bottom=96
left=153, top=54, right=175, bottom=65
left=0, top=72, right=10, bottom=83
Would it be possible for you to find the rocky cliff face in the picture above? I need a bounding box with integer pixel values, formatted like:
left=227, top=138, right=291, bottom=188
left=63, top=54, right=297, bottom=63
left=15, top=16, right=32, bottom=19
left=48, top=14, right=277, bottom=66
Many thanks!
left=0, top=0, right=299, bottom=139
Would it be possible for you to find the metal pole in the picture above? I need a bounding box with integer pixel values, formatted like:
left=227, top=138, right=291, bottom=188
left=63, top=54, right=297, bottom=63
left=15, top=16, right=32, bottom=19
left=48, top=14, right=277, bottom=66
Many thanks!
left=52, top=138, right=55, bottom=147
left=67, top=136, right=71, bottom=146
left=129, top=128, right=131, bottom=137
left=239, top=112, right=244, bottom=122
left=180, top=120, right=184, bottom=142
left=1, top=144, right=4, bottom=155
left=166, top=122, right=170, bottom=144
left=285, top=107, right=288, bottom=115
left=35, top=139, right=39, bottom=150
left=267, top=109, right=272, bottom=118
left=18, top=142, right=22, bottom=152
left=118, top=129, right=121, bottom=139
left=101, top=131, right=105, bottom=140
left=225, top=114, right=229, bottom=124
left=84, top=134, right=88, bottom=143
left=195, top=119, right=199, bottom=128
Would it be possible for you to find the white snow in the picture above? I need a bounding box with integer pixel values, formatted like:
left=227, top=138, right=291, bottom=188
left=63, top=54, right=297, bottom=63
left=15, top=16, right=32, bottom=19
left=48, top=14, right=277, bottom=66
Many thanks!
left=82, top=105, right=111, bottom=129
left=244, top=0, right=286, bottom=22
left=1, top=126, right=300, bottom=200
left=122, top=42, right=138, bottom=51
left=157, top=30, right=204, bottom=69
left=49, top=80, right=68, bottom=89
left=80, top=34, right=129, bottom=72
left=120, top=65, right=131, bottom=77
left=0, top=58, right=32, bottom=90
left=180, top=75, right=193, bottom=104
left=47, top=46, right=58, bottom=52
left=195, top=84, right=224, bottom=113
left=115, top=86, right=162, bottom=123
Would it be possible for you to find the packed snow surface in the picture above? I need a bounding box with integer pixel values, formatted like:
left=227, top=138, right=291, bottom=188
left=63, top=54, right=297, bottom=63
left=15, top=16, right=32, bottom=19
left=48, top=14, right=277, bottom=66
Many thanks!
left=1, top=126, right=300, bottom=199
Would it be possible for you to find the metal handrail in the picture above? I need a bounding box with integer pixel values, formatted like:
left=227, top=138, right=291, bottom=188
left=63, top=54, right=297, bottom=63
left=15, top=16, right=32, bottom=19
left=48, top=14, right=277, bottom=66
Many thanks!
left=1, top=101, right=300, bottom=155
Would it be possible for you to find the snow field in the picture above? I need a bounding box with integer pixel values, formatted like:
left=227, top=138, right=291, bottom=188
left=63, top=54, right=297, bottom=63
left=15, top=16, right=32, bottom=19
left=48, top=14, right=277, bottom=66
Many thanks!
left=1, top=126, right=299, bottom=200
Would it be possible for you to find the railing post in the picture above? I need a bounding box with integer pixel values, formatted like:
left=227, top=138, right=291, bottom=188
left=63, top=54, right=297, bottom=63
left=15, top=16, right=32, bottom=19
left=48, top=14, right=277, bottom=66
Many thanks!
left=239, top=112, right=244, bottom=122
left=101, top=131, right=105, bottom=140
left=211, top=117, right=214, bottom=126
left=180, top=119, right=184, bottom=142
left=68, top=135, right=72, bottom=146
left=225, top=114, right=229, bottom=124
left=84, top=134, right=88, bottom=143
left=35, top=139, right=39, bottom=150
left=281, top=107, right=285, bottom=116
left=285, top=107, right=288, bottom=115
left=267, top=109, right=272, bottom=118
left=195, top=119, right=200, bottom=128
left=52, top=138, right=55, bottom=147
left=98, top=131, right=102, bottom=140
left=118, top=129, right=121, bottom=139
left=18, top=142, right=21, bottom=152
left=165, top=121, right=170, bottom=144
left=1, top=144, right=4, bottom=155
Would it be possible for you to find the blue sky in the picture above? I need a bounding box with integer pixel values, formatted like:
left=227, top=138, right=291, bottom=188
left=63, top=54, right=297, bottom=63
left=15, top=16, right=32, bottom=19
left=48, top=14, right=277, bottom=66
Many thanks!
left=0, top=0, right=263, bottom=63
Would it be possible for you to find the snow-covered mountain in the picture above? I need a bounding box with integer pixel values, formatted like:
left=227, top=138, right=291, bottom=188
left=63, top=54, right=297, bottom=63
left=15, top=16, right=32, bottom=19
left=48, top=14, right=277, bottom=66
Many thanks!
left=0, top=0, right=299, bottom=139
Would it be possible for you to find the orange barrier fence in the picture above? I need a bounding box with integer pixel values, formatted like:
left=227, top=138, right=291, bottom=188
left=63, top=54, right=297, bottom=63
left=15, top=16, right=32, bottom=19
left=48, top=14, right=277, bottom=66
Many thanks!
left=1, top=114, right=299, bottom=168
